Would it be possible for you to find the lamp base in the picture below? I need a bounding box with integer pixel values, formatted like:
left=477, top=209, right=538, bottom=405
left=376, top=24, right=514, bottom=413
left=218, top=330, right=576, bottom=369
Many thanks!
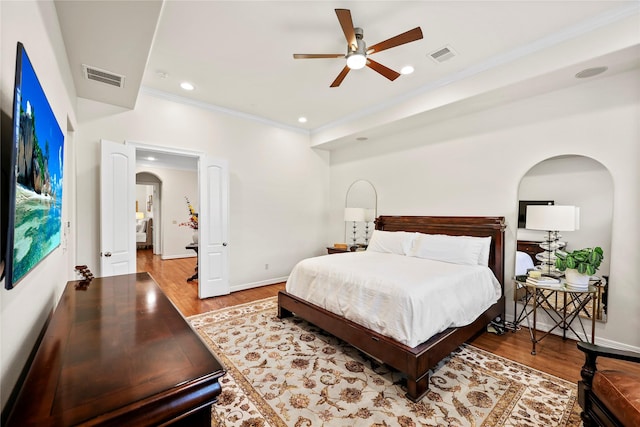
left=534, top=232, right=566, bottom=278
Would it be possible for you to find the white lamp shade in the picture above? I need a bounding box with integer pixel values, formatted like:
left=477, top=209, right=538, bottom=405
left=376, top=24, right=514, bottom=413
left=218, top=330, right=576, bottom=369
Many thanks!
left=525, top=205, right=579, bottom=231
left=363, top=208, right=376, bottom=222
left=344, top=207, right=365, bottom=222
left=136, top=211, right=144, bottom=220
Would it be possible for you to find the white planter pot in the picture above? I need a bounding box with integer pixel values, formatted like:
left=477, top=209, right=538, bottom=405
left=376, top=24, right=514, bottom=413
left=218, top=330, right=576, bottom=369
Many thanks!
left=565, top=268, right=590, bottom=287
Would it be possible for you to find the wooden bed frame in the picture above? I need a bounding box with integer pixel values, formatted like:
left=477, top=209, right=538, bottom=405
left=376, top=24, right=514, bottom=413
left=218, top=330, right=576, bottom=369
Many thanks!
left=278, top=215, right=506, bottom=402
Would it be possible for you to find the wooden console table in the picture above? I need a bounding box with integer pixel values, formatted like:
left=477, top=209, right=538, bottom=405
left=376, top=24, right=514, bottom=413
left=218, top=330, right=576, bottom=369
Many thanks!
left=5, top=272, right=225, bottom=426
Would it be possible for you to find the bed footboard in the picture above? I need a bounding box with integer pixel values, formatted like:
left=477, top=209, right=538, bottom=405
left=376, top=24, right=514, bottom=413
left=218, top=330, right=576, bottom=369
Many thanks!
left=277, top=301, right=293, bottom=319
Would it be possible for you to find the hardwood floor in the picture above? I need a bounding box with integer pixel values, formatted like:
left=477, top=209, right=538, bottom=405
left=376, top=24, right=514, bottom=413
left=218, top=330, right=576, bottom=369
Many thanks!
left=136, top=248, right=285, bottom=316
left=137, top=248, right=639, bottom=385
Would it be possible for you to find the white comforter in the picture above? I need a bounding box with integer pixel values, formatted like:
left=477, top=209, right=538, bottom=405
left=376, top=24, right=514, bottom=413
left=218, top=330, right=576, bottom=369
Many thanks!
left=286, top=251, right=502, bottom=347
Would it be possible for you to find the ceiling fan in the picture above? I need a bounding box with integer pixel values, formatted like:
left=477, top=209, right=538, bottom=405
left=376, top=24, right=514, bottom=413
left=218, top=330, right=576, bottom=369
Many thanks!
left=293, top=9, right=423, bottom=87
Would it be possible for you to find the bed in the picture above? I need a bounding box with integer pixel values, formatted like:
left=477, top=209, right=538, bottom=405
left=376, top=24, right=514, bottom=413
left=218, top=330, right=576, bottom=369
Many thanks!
left=136, top=218, right=153, bottom=249
left=278, top=215, right=506, bottom=402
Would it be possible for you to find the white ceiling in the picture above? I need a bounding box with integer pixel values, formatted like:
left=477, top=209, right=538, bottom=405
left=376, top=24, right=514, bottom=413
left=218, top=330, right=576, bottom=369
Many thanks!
left=55, top=1, right=640, bottom=148
left=136, top=148, right=199, bottom=171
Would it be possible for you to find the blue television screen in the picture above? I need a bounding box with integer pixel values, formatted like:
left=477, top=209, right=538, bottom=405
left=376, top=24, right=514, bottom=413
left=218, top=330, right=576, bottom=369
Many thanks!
left=4, top=42, right=64, bottom=289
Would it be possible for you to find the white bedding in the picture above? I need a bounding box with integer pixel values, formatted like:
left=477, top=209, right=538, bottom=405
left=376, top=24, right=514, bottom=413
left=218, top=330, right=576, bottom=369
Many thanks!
left=515, top=250, right=535, bottom=275
left=286, top=251, right=501, bottom=348
left=136, top=218, right=150, bottom=243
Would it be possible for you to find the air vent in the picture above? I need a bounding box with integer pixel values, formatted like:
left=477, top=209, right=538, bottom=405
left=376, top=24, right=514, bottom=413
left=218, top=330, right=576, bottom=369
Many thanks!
left=82, top=64, right=125, bottom=88
left=428, top=46, right=457, bottom=63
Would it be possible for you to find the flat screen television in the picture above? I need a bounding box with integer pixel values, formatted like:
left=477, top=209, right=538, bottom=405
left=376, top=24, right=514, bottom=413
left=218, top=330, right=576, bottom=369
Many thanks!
left=518, top=200, right=554, bottom=229
left=3, top=42, right=65, bottom=290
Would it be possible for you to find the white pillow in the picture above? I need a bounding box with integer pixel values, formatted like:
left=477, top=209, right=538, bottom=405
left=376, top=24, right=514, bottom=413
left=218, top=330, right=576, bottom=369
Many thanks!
left=136, top=219, right=146, bottom=233
left=461, top=235, right=492, bottom=266
left=408, top=233, right=487, bottom=266
left=366, top=230, right=415, bottom=255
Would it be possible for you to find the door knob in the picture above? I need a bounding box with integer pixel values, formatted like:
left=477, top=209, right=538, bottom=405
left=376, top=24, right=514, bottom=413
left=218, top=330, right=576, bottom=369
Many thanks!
left=222, top=242, right=228, bottom=246
left=103, top=252, right=112, bottom=257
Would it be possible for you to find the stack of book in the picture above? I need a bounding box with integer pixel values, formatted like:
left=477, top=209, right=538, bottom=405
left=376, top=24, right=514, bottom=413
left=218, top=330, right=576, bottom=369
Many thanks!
left=525, top=275, right=561, bottom=287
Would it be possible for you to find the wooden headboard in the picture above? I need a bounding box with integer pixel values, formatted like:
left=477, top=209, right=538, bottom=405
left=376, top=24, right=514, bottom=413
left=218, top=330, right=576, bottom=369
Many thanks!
left=375, top=216, right=506, bottom=289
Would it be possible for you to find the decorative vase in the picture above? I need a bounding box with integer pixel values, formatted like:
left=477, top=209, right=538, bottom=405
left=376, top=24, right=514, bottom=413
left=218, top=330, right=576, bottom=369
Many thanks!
left=565, top=268, right=590, bottom=288
left=192, top=231, right=199, bottom=244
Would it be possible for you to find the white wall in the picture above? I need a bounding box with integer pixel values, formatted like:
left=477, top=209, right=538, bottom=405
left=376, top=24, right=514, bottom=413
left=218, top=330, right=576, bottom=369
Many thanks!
left=328, top=70, right=640, bottom=351
left=75, top=92, right=330, bottom=290
left=0, top=1, right=77, bottom=411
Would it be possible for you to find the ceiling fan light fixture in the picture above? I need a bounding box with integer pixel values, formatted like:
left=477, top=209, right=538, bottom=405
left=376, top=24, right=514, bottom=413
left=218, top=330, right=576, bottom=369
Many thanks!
left=293, top=9, right=423, bottom=87
left=346, top=52, right=366, bottom=70
left=347, top=32, right=368, bottom=70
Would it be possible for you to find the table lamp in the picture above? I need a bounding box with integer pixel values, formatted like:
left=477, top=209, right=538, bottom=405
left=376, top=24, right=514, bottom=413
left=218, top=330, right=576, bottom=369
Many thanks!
left=526, top=205, right=579, bottom=276
left=344, top=208, right=365, bottom=250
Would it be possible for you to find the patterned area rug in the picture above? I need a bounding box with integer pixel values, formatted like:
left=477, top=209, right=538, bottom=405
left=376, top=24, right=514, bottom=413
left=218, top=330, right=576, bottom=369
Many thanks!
left=189, top=297, right=581, bottom=427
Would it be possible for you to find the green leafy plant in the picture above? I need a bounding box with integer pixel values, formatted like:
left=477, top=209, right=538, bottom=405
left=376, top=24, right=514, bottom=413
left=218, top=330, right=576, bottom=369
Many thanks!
left=555, top=247, right=604, bottom=276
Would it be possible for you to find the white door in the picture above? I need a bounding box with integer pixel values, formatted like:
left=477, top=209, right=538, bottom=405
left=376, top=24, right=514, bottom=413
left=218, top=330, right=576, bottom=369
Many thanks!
left=198, top=157, right=230, bottom=298
left=100, top=140, right=136, bottom=276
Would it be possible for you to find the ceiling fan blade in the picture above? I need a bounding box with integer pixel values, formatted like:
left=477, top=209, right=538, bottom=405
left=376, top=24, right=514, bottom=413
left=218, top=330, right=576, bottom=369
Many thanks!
left=293, top=53, right=344, bottom=59
left=330, top=66, right=351, bottom=87
left=367, top=27, right=423, bottom=54
left=366, top=59, right=401, bottom=81
left=335, top=9, right=356, bottom=49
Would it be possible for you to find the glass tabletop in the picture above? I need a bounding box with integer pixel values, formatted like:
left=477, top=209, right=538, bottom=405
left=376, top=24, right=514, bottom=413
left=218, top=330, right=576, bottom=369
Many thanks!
left=529, top=281, right=598, bottom=293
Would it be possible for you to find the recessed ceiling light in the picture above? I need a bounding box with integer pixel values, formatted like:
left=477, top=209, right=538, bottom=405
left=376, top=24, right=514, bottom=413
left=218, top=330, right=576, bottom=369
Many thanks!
left=147, top=156, right=156, bottom=161
left=575, top=66, right=608, bottom=79
left=298, top=117, right=308, bottom=123
left=180, top=82, right=194, bottom=91
left=400, top=66, right=414, bottom=75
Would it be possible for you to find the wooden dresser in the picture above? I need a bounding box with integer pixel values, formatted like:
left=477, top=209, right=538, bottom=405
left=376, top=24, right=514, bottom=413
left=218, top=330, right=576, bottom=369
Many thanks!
left=517, top=240, right=542, bottom=264
left=5, top=272, right=225, bottom=426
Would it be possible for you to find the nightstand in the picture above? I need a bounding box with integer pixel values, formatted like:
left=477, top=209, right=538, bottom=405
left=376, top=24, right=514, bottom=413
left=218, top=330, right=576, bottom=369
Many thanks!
left=326, top=246, right=350, bottom=254
left=513, top=278, right=598, bottom=355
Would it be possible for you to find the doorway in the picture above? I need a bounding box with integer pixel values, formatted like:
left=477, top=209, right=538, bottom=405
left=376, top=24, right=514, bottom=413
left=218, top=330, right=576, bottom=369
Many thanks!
left=135, top=173, right=161, bottom=255
left=100, top=139, right=229, bottom=298
left=134, top=148, right=198, bottom=264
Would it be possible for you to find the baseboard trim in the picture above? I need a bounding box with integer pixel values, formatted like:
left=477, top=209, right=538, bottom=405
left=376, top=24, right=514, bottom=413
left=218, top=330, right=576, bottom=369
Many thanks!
left=161, top=253, right=197, bottom=260
left=593, top=336, right=640, bottom=353
left=231, top=276, right=288, bottom=293
left=509, top=314, right=640, bottom=353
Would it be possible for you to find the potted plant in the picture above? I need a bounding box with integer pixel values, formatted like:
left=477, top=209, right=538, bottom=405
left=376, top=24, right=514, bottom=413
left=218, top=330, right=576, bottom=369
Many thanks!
left=555, top=246, right=604, bottom=287
left=179, top=197, right=199, bottom=243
